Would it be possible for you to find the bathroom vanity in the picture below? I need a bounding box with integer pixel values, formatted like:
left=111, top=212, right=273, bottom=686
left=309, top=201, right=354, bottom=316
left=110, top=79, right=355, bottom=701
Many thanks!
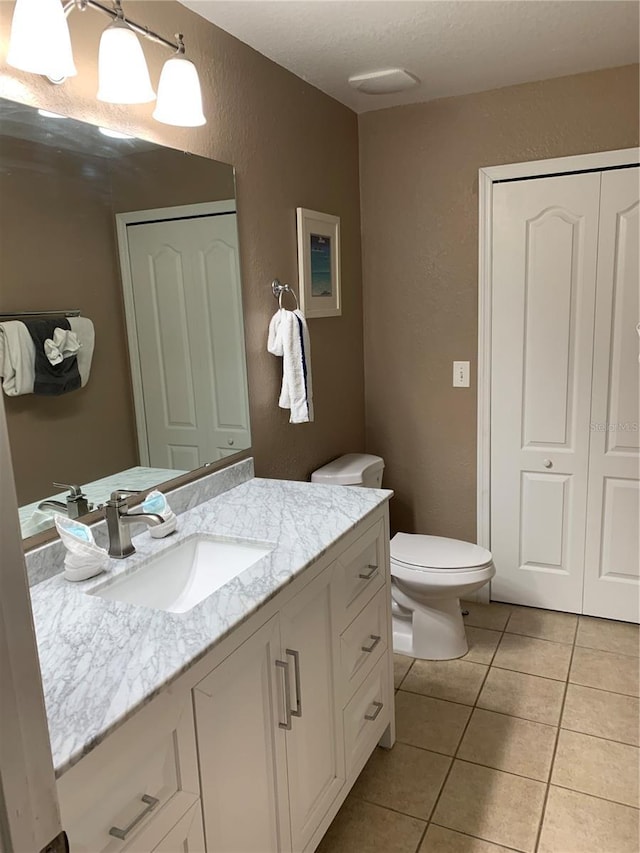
left=27, top=466, right=394, bottom=853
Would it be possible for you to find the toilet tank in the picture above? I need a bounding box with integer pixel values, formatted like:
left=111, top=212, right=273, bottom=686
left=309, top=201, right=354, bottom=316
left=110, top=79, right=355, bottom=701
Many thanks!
left=311, top=453, right=384, bottom=488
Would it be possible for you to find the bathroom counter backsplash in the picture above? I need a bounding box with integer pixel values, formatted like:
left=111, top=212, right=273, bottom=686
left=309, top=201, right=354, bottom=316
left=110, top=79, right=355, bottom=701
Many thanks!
left=29, top=472, right=391, bottom=777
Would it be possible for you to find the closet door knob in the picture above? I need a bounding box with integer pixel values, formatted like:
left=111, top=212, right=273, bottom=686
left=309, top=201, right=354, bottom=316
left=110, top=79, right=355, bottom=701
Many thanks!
left=543, top=459, right=553, bottom=469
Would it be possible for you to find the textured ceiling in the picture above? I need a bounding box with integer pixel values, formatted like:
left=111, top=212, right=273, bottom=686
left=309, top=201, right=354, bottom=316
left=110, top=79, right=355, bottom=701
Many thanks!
left=179, top=0, right=639, bottom=113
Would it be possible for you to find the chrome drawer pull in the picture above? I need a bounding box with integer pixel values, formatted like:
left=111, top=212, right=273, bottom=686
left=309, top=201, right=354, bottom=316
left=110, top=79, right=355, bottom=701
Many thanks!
left=286, top=649, right=303, bottom=718
left=109, top=794, right=159, bottom=840
left=361, top=634, right=382, bottom=654
left=364, top=701, right=384, bottom=722
left=276, top=659, right=292, bottom=730
left=358, top=564, right=378, bottom=580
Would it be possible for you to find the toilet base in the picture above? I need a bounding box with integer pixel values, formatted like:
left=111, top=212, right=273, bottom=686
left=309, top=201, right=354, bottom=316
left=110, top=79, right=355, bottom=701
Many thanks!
left=392, top=596, right=469, bottom=660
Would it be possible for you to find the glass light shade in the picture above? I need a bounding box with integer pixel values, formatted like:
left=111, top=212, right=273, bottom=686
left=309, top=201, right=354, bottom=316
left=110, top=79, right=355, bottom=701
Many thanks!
left=153, top=57, right=206, bottom=127
left=7, top=0, right=76, bottom=79
left=97, top=21, right=155, bottom=104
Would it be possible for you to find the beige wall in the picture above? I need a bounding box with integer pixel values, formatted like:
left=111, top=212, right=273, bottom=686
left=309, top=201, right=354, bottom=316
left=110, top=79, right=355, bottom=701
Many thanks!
left=0, top=0, right=365, bottom=486
left=0, top=136, right=138, bottom=503
left=359, top=65, right=640, bottom=540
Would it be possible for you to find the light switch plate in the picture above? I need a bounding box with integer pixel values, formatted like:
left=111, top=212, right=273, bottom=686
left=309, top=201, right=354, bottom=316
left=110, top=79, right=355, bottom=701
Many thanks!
left=453, top=361, right=470, bottom=387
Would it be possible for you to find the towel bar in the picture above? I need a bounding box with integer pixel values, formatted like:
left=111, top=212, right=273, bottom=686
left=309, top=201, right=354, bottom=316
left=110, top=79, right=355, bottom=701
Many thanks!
left=271, top=279, right=299, bottom=309
left=0, top=310, right=81, bottom=321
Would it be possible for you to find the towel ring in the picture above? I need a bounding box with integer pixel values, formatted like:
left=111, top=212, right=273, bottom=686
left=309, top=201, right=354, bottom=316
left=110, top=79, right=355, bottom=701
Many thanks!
left=272, top=279, right=299, bottom=309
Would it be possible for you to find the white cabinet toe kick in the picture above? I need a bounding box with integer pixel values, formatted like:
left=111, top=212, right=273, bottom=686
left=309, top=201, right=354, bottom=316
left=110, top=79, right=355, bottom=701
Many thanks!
left=58, top=504, right=394, bottom=853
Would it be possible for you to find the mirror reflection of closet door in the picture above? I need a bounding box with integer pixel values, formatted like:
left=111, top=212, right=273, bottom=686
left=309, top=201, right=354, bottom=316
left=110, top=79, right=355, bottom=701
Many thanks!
left=123, top=211, right=250, bottom=470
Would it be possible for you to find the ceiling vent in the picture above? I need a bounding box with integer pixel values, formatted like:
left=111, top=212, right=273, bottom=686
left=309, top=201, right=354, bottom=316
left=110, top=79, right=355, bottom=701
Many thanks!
left=348, top=68, right=420, bottom=95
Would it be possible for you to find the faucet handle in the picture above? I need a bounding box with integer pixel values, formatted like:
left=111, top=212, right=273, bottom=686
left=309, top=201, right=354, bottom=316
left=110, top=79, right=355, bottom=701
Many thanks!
left=53, top=482, right=83, bottom=497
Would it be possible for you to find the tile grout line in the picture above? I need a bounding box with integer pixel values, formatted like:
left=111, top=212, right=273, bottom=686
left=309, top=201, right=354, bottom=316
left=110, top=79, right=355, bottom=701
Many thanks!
left=387, top=607, right=637, bottom=852
left=409, top=607, right=512, bottom=852
left=532, top=612, right=580, bottom=853
left=429, top=821, right=526, bottom=853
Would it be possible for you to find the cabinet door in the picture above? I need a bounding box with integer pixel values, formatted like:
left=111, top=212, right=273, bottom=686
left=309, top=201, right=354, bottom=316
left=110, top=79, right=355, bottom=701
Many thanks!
left=194, top=616, right=291, bottom=853
left=280, top=566, right=345, bottom=852
left=151, top=803, right=205, bottom=853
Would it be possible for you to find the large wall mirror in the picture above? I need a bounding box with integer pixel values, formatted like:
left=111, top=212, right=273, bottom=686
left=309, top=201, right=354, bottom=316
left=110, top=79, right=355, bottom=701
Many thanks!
left=0, top=97, right=252, bottom=543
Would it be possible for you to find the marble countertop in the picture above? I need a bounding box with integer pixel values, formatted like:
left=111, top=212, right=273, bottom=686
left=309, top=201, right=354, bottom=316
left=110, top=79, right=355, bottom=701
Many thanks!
left=29, top=476, right=391, bottom=777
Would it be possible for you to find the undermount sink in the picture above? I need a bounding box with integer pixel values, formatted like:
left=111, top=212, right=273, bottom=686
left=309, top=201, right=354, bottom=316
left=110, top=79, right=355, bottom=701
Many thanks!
left=91, top=534, right=273, bottom=614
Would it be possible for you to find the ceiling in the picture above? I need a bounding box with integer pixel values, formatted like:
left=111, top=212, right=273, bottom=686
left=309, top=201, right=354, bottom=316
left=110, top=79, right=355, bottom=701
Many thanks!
left=179, top=0, right=639, bottom=113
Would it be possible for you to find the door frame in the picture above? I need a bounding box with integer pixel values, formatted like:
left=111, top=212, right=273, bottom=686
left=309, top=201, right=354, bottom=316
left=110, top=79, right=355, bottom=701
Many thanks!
left=0, top=395, right=63, bottom=852
left=476, top=148, right=640, bottom=586
left=115, top=200, right=236, bottom=466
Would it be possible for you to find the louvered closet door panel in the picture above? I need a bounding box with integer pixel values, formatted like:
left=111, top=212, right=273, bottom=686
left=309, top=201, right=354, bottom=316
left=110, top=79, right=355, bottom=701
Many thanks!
left=583, top=167, right=640, bottom=623
left=490, top=172, right=601, bottom=611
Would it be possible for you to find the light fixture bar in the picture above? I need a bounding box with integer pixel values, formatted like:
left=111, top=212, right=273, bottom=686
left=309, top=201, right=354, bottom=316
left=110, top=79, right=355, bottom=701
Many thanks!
left=63, top=0, right=182, bottom=54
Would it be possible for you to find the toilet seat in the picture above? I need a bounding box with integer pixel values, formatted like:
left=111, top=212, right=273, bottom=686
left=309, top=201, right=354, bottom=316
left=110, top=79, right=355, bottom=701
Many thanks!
left=390, top=533, right=492, bottom=571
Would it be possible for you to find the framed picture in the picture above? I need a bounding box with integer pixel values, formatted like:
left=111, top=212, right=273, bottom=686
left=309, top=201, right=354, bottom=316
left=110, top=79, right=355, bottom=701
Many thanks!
left=296, top=208, right=341, bottom=318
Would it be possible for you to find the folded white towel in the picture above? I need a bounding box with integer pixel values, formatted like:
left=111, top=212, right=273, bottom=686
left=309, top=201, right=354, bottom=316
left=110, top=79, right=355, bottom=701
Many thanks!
left=268, top=308, right=314, bottom=423
left=0, top=317, right=95, bottom=395
left=0, top=320, right=36, bottom=396
left=44, top=328, right=80, bottom=365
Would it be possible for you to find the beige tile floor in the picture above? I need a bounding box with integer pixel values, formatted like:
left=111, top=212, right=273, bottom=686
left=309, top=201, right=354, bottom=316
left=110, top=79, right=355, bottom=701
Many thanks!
left=318, top=602, right=640, bottom=853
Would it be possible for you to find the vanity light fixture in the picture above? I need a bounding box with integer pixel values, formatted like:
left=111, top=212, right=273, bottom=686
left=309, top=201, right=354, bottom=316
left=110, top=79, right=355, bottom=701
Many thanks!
left=7, top=0, right=77, bottom=81
left=97, top=14, right=156, bottom=104
left=6, top=0, right=206, bottom=127
left=153, top=46, right=206, bottom=128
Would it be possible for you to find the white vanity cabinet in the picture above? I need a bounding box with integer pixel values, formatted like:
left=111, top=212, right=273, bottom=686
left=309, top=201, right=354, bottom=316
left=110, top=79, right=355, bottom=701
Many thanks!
left=57, top=504, right=393, bottom=853
left=57, top=689, right=202, bottom=853
left=194, top=566, right=344, bottom=853
left=194, top=508, right=393, bottom=853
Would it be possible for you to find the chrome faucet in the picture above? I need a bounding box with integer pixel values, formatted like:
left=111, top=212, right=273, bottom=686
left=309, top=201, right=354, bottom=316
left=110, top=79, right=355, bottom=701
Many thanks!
left=38, top=482, right=92, bottom=518
left=104, top=491, right=164, bottom=559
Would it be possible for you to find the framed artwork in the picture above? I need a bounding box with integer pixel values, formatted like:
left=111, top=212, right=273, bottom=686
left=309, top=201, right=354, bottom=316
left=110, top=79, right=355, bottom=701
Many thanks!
left=296, top=208, right=341, bottom=318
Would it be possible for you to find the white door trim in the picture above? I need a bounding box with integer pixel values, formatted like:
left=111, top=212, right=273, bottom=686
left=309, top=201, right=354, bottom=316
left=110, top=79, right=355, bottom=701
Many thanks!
left=0, top=395, right=62, bottom=852
left=115, top=200, right=237, bottom=466
left=477, top=148, right=640, bottom=556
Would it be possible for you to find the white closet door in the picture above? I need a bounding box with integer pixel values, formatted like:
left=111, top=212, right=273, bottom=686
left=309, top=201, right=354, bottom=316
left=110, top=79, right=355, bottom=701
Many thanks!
left=491, top=173, right=601, bottom=611
left=583, top=167, right=640, bottom=622
left=127, top=214, right=250, bottom=469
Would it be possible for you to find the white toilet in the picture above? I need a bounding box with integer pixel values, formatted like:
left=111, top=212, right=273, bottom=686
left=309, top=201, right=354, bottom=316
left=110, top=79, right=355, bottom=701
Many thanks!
left=311, top=453, right=495, bottom=660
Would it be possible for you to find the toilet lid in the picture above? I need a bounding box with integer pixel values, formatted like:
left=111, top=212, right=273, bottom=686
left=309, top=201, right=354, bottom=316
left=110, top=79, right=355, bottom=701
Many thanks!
left=390, top=533, right=492, bottom=570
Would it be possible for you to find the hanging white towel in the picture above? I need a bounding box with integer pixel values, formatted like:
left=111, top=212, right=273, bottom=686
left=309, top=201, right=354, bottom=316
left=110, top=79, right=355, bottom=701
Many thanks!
left=0, top=320, right=36, bottom=396
left=68, top=317, right=95, bottom=387
left=0, top=317, right=95, bottom=395
left=268, top=308, right=314, bottom=423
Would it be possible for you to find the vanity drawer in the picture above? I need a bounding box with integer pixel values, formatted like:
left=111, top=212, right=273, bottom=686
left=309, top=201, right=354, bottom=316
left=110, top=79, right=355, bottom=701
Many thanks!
left=343, top=657, right=390, bottom=779
left=336, top=517, right=386, bottom=628
left=340, top=587, right=388, bottom=699
left=58, top=688, right=199, bottom=853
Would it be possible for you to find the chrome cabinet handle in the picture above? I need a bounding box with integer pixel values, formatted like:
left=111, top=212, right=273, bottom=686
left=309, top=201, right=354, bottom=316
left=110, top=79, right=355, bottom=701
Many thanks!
left=361, top=634, right=382, bottom=654
left=358, top=564, right=378, bottom=580
left=543, top=459, right=553, bottom=469
left=364, top=701, right=384, bottom=722
left=286, top=649, right=303, bottom=718
left=276, top=659, right=292, bottom=730
left=109, top=794, right=159, bottom=840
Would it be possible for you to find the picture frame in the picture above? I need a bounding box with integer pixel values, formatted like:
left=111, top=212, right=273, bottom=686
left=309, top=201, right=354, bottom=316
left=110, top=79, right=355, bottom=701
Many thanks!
left=296, top=208, right=341, bottom=318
